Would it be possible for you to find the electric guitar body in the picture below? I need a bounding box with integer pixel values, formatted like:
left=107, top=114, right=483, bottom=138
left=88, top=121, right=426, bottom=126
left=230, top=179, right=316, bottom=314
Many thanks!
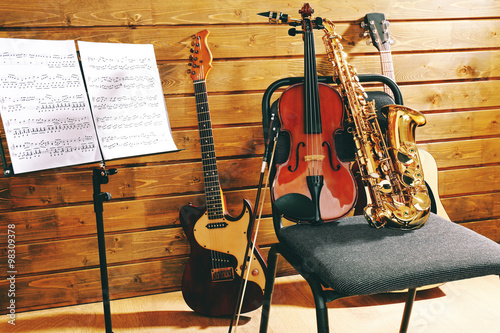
left=180, top=29, right=266, bottom=316
left=180, top=200, right=265, bottom=316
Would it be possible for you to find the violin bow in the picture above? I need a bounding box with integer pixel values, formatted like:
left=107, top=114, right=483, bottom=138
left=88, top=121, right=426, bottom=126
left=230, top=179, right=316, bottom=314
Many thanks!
left=228, top=112, right=280, bottom=332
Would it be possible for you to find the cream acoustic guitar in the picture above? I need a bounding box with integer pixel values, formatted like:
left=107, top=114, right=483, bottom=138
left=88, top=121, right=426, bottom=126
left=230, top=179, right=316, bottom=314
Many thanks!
left=362, top=12, right=450, bottom=220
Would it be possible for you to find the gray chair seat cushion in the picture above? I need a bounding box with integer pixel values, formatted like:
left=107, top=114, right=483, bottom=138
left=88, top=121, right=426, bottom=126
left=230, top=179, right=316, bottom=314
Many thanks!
left=278, top=213, right=500, bottom=296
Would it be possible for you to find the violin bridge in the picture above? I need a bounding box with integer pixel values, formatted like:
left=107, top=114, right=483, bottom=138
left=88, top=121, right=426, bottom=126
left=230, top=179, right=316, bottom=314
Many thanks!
left=304, top=154, right=325, bottom=162
left=211, top=267, right=235, bottom=282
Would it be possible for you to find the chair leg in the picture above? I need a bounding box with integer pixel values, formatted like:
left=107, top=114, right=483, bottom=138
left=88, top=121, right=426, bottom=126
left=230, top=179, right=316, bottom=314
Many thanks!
left=306, top=277, right=329, bottom=333
left=399, top=288, right=417, bottom=333
left=259, top=245, right=279, bottom=333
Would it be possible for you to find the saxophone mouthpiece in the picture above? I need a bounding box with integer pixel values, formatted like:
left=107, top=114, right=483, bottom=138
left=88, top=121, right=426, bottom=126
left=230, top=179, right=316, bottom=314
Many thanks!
left=258, top=11, right=301, bottom=25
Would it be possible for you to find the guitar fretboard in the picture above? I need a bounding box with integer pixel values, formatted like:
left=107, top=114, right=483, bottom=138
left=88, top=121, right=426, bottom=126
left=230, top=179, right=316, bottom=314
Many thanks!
left=380, top=50, right=395, bottom=98
left=193, top=80, right=224, bottom=220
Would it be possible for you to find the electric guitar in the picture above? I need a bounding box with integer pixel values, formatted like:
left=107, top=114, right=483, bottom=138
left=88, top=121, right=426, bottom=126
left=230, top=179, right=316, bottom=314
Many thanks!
left=363, top=13, right=450, bottom=220
left=179, top=29, right=266, bottom=316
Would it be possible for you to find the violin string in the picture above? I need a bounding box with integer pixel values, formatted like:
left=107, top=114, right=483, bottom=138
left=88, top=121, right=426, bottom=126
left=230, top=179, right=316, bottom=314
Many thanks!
left=312, top=26, right=320, bottom=177
left=308, top=22, right=320, bottom=177
left=307, top=26, right=312, bottom=175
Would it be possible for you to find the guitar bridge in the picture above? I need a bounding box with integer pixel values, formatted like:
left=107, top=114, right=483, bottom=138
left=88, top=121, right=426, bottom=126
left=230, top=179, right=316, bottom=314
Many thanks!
left=211, top=267, right=235, bottom=282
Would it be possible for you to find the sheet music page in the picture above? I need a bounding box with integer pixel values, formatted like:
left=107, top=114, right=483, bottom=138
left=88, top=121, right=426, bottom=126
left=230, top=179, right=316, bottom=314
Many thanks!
left=0, top=38, right=101, bottom=174
left=77, top=41, right=177, bottom=160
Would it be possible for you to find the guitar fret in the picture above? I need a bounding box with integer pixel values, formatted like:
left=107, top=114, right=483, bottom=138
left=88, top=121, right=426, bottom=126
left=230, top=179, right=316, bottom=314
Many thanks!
left=192, top=77, right=225, bottom=218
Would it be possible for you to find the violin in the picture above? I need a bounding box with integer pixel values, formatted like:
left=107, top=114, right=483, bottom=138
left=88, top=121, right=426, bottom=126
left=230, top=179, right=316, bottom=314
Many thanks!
left=271, top=4, right=357, bottom=223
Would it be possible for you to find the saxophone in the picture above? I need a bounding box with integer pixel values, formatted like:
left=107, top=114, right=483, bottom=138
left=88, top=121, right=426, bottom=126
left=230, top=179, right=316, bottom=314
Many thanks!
left=322, top=19, right=431, bottom=229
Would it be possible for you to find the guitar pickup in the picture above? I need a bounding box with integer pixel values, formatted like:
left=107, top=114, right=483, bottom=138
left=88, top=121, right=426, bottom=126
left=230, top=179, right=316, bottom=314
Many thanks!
left=211, top=267, right=235, bottom=282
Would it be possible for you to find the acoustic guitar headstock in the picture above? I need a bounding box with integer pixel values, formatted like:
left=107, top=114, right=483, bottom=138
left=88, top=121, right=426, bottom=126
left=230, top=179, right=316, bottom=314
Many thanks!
left=362, top=13, right=392, bottom=52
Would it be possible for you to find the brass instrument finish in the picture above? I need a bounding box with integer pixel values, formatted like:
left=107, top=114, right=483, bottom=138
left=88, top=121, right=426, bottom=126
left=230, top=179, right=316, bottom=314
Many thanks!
left=322, top=20, right=431, bottom=230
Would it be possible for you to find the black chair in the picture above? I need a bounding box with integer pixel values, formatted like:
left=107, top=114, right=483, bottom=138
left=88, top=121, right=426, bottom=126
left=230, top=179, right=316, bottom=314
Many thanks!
left=259, top=75, right=500, bottom=333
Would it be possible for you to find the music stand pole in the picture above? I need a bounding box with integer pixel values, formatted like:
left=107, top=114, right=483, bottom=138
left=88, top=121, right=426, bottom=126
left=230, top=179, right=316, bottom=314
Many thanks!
left=92, top=166, right=117, bottom=333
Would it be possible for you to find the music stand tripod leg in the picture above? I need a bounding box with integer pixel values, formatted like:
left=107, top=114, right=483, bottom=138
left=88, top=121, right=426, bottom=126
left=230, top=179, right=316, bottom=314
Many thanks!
left=93, top=167, right=117, bottom=333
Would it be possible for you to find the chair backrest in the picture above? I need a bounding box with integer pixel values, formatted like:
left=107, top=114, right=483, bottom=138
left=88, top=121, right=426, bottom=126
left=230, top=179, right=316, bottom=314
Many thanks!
left=261, top=75, right=438, bottom=234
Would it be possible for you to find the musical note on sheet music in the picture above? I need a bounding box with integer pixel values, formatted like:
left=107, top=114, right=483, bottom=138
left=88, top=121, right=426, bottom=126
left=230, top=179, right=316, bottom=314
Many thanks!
left=0, top=51, right=77, bottom=68
left=78, top=41, right=177, bottom=161
left=0, top=38, right=177, bottom=174
left=0, top=38, right=100, bottom=174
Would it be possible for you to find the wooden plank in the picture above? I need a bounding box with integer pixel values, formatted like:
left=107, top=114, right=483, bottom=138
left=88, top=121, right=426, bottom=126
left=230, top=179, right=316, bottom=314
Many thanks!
left=1, top=138, right=497, bottom=214
left=417, top=109, right=500, bottom=141
left=0, top=257, right=187, bottom=313
left=461, top=218, right=500, bottom=243
left=0, top=125, right=266, bottom=170
left=0, top=246, right=293, bottom=314
left=437, top=165, right=500, bottom=196
left=442, top=192, right=500, bottom=223
left=0, top=157, right=263, bottom=211
left=418, top=137, right=500, bottom=168
left=0, top=20, right=498, bottom=59
left=158, top=51, right=500, bottom=95
left=0, top=188, right=270, bottom=244
left=0, top=0, right=154, bottom=27
left=10, top=228, right=189, bottom=274
left=2, top=0, right=498, bottom=28
left=150, top=0, right=500, bottom=24
left=165, top=85, right=500, bottom=132
left=4, top=216, right=277, bottom=275
left=400, top=80, right=500, bottom=112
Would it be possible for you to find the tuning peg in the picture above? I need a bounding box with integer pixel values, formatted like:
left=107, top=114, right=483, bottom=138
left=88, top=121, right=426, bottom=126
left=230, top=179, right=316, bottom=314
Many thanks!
left=314, top=17, right=323, bottom=29
left=258, top=11, right=301, bottom=25
left=288, top=28, right=304, bottom=36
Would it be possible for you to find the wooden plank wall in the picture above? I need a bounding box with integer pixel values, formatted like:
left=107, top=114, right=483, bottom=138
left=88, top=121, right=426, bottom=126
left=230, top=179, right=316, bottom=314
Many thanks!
left=0, top=0, right=499, bottom=314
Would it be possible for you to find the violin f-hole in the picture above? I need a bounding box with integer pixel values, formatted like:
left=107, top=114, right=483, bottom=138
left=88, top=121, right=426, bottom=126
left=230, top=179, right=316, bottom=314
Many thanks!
left=322, top=141, right=341, bottom=171
left=288, top=142, right=305, bottom=172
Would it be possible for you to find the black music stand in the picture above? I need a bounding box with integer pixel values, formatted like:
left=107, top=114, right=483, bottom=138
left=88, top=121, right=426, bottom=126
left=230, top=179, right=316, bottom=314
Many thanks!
left=0, top=139, right=179, bottom=333
left=92, top=164, right=117, bottom=333
left=0, top=146, right=116, bottom=333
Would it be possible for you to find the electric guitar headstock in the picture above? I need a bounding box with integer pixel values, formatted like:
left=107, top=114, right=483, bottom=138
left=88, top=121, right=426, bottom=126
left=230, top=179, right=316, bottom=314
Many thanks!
left=362, top=13, right=392, bottom=52
left=187, top=29, right=213, bottom=81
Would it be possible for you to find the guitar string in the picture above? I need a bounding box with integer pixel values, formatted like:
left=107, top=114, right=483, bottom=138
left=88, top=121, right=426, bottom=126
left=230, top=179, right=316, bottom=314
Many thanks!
left=196, top=79, right=219, bottom=272
left=201, top=77, right=229, bottom=271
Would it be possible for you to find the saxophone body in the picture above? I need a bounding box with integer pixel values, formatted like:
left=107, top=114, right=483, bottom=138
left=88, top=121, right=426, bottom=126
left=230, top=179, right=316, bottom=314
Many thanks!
left=322, top=20, right=431, bottom=229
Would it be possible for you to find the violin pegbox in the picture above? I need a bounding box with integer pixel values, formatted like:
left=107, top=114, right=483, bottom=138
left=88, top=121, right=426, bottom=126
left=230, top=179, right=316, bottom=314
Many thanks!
left=188, top=29, right=213, bottom=81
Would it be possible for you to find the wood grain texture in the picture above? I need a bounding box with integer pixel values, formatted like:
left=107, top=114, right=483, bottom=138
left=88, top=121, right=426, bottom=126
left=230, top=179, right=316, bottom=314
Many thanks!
left=0, top=0, right=498, bottom=315
left=0, top=20, right=498, bottom=58
left=2, top=0, right=499, bottom=27
left=2, top=274, right=499, bottom=333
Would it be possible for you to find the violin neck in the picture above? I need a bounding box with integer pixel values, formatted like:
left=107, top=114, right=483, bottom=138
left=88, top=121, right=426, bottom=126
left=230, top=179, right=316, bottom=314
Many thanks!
left=193, top=79, right=224, bottom=220
left=303, top=18, right=322, bottom=134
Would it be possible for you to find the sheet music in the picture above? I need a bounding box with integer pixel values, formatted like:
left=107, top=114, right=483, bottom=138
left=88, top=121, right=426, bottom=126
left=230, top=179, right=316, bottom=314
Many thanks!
left=0, top=38, right=101, bottom=174
left=77, top=41, right=177, bottom=160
